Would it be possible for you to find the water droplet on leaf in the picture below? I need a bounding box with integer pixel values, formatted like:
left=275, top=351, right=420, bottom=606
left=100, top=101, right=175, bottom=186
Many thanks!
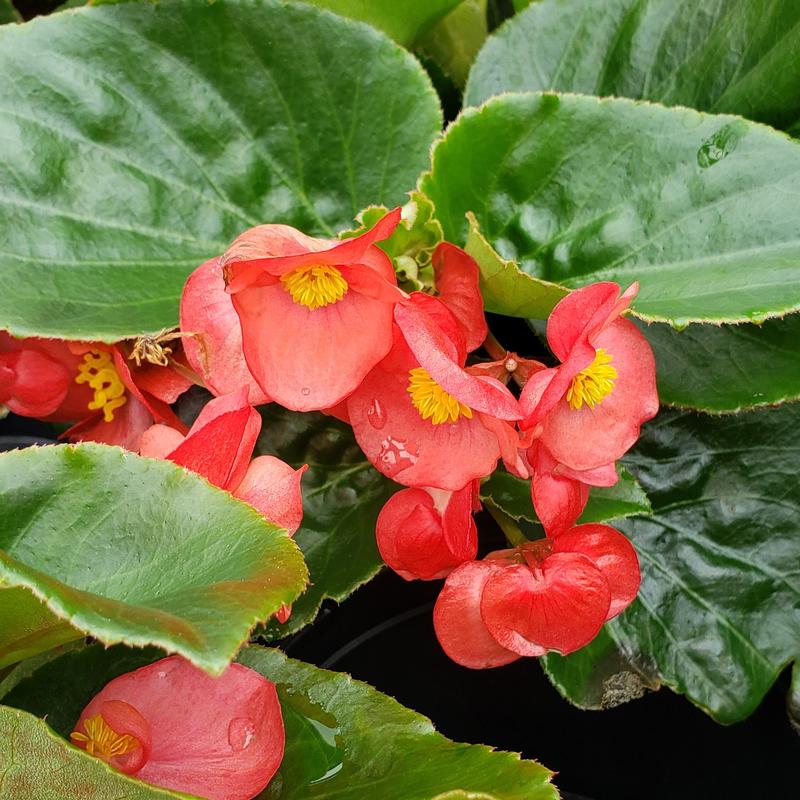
left=697, top=121, right=747, bottom=168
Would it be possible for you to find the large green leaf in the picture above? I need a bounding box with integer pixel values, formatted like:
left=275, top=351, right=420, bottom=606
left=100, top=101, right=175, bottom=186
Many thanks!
left=0, top=0, right=441, bottom=341
left=0, top=444, right=307, bottom=673
left=466, top=0, right=800, bottom=134
left=592, top=406, right=800, bottom=722
left=0, top=705, right=186, bottom=800
left=294, top=0, right=464, bottom=46
left=640, top=316, right=800, bottom=413
left=421, top=93, right=800, bottom=326
left=481, top=465, right=651, bottom=526
left=1, top=643, right=558, bottom=799
left=254, top=407, right=396, bottom=640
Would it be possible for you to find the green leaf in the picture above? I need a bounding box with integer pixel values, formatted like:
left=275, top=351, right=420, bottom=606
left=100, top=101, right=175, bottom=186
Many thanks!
left=0, top=705, right=186, bottom=800
left=541, top=626, right=660, bottom=710
left=0, top=443, right=307, bottom=673
left=254, top=407, right=396, bottom=640
left=480, top=465, right=651, bottom=525
left=789, top=663, right=800, bottom=734
left=466, top=0, right=800, bottom=133
left=421, top=92, right=800, bottom=326
left=416, top=0, right=488, bottom=89
left=640, top=316, right=800, bottom=413
left=464, top=212, right=566, bottom=319
left=0, top=0, right=441, bottom=341
left=1, top=643, right=558, bottom=800
left=605, top=406, right=800, bottom=722
left=291, top=0, right=464, bottom=46
left=0, top=0, right=19, bottom=24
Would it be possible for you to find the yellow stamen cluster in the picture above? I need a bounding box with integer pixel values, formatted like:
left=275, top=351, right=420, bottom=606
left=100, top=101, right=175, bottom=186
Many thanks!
left=566, top=348, right=617, bottom=410
left=407, top=367, right=473, bottom=425
left=280, top=264, right=348, bottom=309
left=70, top=714, right=139, bottom=760
left=75, top=350, right=127, bottom=422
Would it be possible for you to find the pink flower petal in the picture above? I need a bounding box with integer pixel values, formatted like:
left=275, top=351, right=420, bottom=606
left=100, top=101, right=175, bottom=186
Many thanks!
left=539, top=318, right=658, bottom=471
left=433, top=560, right=520, bottom=669
left=234, top=455, right=306, bottom=535
left=72, top=656, right=284, bottom=800
left=139, top=424, right=186, bottom=459
left=180, top=257, right=270, bottom=405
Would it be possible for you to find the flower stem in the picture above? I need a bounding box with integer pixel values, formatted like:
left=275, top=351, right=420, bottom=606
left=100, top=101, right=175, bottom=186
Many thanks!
left=486, top=503, right=528, bottom=547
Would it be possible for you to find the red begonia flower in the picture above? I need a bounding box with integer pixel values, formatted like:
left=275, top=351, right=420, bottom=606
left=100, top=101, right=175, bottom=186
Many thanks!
left=223, top=209, right=405, bottom=412
left=63, top=344, right=190, bottom=452
left=180, top=257, right=269, bottom=405
left=376, top=482, right=478, bottom=581
left=433, top=524, right=639, bottom=668
left=347, top=294, right=520, bottom=491
left=520, top=282, right=658, bottom=472
left=527, top=441, right=618, bottom=535
left=0, top=333, right=190, bottom=451
left=140, top=389, right=305, bottom=534
left=432, top=242, right=487, bottom=353
left=70, top=655, right=283, bottom=800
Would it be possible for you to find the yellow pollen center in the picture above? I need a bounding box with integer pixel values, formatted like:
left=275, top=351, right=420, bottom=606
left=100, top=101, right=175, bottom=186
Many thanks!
left=407, top=367, right=473, bottom=425
left=70, top=714, right=139, bottom=760
left=280, top=264, right=348, bottom=309
left=566, top=348, right=617, bottom=410
left=75, top=349, right=127, bottom=422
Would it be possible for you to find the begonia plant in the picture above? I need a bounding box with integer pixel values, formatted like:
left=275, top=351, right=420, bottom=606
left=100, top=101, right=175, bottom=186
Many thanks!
left=0, top=1, right=798, bottom=798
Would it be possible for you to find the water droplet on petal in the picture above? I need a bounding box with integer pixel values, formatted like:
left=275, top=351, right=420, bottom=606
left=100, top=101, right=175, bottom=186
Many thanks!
left=228, top=717, right=256, bottom=752
left=376, top=436, right=419, bottom=479
left=367, top=398, right=387, bottom=429
left=301, top=387, right=311, bottom=397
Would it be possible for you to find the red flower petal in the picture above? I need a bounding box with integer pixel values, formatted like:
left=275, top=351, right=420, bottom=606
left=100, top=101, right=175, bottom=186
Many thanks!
left=481, top=552, right=610, bottom=656
left=0, top=349, right=70, bottom=417
left=394, top=299, right=520, bottom=420
left=180, top=257, right=271, bottom=405
left=72, top=656, right=284, bottom=800
left=376, top=486, right=477, bottom=581
left=63, top=394, right=154, bottom=452
left=539, top=318, right=658, bottom=471
left=168, top=389, right=261, bottom=491
left=433, top=560, right=520, bottom=669
left=432, top=242, right=488, bottom=353
left=347, top=336, right=502, bottom=491
left=553, top=523, right=640, bottom=618
left=232, top=282, right=396, bottom=411
left=139, top=424, right=186, bottom=459
left=529, top=443, right=590, bottom=536
left=234, top=456, right=307, bottom=535
left=224, top=208, right=401, bottom=291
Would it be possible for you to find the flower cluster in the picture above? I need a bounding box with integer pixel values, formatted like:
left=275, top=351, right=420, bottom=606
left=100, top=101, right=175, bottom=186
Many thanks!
left=1, top=209, right=657, bottom=793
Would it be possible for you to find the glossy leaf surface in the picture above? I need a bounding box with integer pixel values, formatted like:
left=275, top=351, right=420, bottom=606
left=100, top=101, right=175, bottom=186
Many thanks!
left=0, top=0, right=440, bottom=340
left=422, top=93, right=800, bottom=325
left=607, top=407, right=800, bottom=722
left=1, top=643, right=558, bottom=799
left=640, top=316, right=800, bottom=413
left=481, top=466, right=651, bottom=525
left=0, top=444, right=307, bottom=673
left=466, top=0, right=800, bottom=134
left=255, top=407, right=396, bottom=639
